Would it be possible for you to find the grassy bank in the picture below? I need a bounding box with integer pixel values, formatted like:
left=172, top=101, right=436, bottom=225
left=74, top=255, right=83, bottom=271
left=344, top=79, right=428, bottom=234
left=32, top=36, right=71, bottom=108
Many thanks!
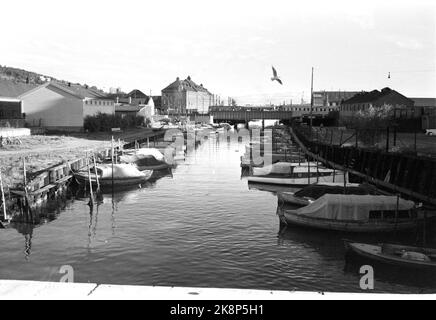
left=0, top=128, right=162, bottom=189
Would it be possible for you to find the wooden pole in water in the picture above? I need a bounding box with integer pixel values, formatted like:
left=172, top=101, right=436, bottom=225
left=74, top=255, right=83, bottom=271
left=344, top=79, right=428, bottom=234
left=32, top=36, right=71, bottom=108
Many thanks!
left=0, top=169, right=7, bottom=222
left=308, top=155, right=311, bottom=185
left=86, top=153, right=94, bottom=207
left=111, top=137, right=115, bottom=194
left=343, top=169, right=347, bottom=193
left=316, top=159, right=319, bottom=183
left=92, top=153, right=100, bottom=194
left=23, top=157, right=31, bottom=223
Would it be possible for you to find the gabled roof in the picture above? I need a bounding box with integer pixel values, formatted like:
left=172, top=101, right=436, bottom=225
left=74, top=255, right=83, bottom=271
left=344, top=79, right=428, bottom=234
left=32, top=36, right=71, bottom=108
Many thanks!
left=127, top=89, right=148, bottom=99
left=411, top=97, right=436, bottom=108
left=0, top=79, right=38, bottom=98
left=18, top=81, right=111, bottom=100
left=162, top=76, right=212, bottom=94
left=343, top=87, right=413, bottom=105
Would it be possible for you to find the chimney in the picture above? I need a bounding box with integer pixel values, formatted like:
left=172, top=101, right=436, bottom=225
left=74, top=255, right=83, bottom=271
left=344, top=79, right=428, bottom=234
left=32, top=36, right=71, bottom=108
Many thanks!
left=187, top=76, right=191, bottom=81
left=176, top=77, right=180, bottom=81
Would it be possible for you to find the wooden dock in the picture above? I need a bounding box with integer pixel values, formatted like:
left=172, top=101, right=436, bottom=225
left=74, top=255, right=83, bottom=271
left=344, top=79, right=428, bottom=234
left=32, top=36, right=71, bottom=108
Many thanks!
left=290, top=126, right=436, bottom=206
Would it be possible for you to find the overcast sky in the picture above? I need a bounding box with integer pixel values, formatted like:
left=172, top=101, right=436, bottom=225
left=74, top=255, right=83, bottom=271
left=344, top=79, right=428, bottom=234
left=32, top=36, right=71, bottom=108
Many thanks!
left=1, top=0, right=435, bottom=104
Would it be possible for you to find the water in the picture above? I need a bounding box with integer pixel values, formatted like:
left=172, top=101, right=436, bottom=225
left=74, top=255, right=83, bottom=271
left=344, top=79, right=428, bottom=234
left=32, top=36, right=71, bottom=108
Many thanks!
left=1, top=131, right=436, bottom=293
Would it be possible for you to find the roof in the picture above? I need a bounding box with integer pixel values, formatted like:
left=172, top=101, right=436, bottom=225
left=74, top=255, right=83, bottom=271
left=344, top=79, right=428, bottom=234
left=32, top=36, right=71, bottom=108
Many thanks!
left=162, top=76, right=212, bottom=94
left=61, top=83, right=109, bottom=99
left=342, top=87, right=413, bottom=105
left=18, top=82, right=111, bottom=100
left=126, top=89, right=148, bottom=99
left=0, top=79, right=38, bottom=98
left=313, top=91, right=360, bottom=102
left=411, top=97, right=436, bottom=108
left=115, top=104, right=141, bottom=112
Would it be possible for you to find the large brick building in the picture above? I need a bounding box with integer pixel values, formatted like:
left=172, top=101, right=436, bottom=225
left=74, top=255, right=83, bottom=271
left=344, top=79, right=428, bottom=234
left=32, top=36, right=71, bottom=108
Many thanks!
left=161, top=76, right=213, bottom=115
left=339, top=87, right=416, bottom=120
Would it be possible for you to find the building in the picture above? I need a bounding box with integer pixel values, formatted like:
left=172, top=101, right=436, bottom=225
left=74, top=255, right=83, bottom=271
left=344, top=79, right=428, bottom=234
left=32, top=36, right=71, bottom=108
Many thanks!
left=0, top=79, right=37, bottom=127
left=411, top=97, right=436, bottom=115
left=161, top=76, right=213, bottom=115
left=412, top=98, right=436, bottom=129
left=313, top=91, right=360, bottom=109
left=339, top=87, right=416, bottom=120
left=18, top=82, right=115, bottom=131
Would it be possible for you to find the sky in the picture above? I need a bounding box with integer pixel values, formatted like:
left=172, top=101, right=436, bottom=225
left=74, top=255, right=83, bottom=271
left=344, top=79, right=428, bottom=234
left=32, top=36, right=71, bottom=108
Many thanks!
left=0, top=0, right=435, bottom=105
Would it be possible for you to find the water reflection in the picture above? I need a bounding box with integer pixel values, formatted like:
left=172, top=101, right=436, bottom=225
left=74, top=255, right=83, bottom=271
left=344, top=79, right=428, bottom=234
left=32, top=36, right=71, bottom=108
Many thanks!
left=10, top=222, right=34, bottom=260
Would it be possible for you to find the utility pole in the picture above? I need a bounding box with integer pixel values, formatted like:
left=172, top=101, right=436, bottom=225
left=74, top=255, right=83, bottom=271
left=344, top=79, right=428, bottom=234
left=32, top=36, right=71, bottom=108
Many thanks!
left=310, top=67, right=314, bottom=130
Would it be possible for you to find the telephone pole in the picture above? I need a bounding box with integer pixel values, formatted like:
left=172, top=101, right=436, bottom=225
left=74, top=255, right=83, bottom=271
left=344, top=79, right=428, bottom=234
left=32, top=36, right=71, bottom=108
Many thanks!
left=310, top=67, right=314, bottom=130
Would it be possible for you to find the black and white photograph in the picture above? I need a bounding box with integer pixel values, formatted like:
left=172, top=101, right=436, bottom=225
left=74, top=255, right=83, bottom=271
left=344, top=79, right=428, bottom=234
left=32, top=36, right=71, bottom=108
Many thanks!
left=0, top=0, right=435, bottom=303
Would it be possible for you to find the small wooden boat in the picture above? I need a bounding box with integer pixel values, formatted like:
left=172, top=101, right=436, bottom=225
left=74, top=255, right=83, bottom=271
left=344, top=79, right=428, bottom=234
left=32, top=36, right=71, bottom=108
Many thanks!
left=277, top=194, right=420, bottom=232
left=344, top=241, right=436, bottom=270
left=278, top=183, right=381, bottom=207
left=74, top=163, right=153, bottom=187
left=252, top=161, right=319, bottom=176
left=248, top=166, right=347, bottom=186
left=120, top=148, right=171, bottom=171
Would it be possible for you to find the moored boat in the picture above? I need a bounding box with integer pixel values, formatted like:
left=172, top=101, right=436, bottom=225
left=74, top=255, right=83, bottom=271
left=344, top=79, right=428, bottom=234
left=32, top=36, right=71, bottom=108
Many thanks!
left=248, top=166, right=347, bottom=186
left=120, top=148, right=171, bottom=171
left=278, top=183, right=381, bottom=207
left=277, top=194, right=421, bottom=232
left=344, top=241, right=436, bottom=270
left=74, top=163, right=153, bottom=187
left=252, top=161, right=319, bottom=176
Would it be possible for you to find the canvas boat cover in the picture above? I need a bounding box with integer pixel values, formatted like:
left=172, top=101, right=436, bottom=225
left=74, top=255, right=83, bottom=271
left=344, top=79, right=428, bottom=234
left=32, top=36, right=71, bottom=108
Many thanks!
left=97, top=164, right=148, bottom=179
left=121, top=148, right=166, bottom=163
left=253, top=162, right=317, bottom=176
left=290, top=194, right=415, bottom=221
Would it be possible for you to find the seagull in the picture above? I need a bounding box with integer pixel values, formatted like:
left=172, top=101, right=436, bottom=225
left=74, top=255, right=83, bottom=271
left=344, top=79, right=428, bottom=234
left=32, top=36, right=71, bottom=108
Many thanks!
left=271, top=66, right=283, bottom=85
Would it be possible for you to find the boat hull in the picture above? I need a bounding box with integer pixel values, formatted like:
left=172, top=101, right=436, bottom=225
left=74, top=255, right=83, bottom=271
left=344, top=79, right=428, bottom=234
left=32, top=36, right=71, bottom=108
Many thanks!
left=74, top=171, right=153, bottom=187
left=247, top=172, right=346, bottom=186
left=279, top=209, right=420, bottom=233
left=345, top=242, right=436, bottom=269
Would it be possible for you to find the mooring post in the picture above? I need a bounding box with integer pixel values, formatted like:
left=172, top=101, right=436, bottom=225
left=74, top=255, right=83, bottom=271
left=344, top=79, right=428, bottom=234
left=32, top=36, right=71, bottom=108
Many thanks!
left=92, top=153, right=101, bottom=194
left=394, top=193, right=400, bottom=232
left=0, top=169, right=8, bottom=222
left=386, top=126, right=390, bottom=152
left=308, top=155, right=311, bottom=185
left=316, top=159, right=319, bottom=183
left=23, top=156, right=31, bottom=223
left=111, top=137, right=115, bottom=194
left=86, top=153, right=94, bottom=208
left=355, top=129, right=358, bottom=148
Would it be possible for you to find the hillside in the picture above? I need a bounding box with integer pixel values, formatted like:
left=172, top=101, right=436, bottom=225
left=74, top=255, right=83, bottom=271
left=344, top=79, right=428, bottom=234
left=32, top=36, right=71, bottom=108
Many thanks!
left=0, top=65, right=103, bottom=92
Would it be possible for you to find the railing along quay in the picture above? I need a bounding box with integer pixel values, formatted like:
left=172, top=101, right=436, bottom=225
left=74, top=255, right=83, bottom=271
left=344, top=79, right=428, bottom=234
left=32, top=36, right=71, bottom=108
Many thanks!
left=290, top=126, right=436, bottom=206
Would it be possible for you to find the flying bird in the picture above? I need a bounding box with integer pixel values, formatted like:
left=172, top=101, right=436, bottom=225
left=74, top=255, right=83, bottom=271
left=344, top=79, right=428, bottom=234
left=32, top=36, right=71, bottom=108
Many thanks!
left=271, top=66, right=283, bottom=85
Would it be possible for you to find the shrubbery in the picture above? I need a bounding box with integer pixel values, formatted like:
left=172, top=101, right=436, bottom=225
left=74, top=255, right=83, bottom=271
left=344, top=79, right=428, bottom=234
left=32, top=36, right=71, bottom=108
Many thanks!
left=84, top=113, right=145, bottom=132
left=340, top=104, right=394, bottom=146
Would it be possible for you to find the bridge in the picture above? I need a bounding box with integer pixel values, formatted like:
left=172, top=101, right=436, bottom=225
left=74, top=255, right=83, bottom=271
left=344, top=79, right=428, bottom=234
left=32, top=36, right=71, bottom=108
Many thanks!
left=209, top=108, right=333, bottom=124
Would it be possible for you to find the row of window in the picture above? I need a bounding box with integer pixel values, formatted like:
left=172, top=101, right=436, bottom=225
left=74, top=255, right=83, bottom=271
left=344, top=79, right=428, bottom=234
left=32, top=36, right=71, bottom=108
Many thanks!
left=286, top=107, right=334, bottom=112
left=340, top=104, right=372, bottom=112
left=85, top=100, right=113, bottom=106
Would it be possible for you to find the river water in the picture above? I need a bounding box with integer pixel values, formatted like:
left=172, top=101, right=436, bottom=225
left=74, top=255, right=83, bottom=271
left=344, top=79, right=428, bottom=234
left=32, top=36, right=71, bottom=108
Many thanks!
left=1, top=130, right=436, bottom=294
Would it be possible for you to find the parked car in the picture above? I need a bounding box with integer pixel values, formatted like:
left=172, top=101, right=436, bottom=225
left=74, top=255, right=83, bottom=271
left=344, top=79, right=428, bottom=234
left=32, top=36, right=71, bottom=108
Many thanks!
left=425, top=129, right=436, bottom=136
